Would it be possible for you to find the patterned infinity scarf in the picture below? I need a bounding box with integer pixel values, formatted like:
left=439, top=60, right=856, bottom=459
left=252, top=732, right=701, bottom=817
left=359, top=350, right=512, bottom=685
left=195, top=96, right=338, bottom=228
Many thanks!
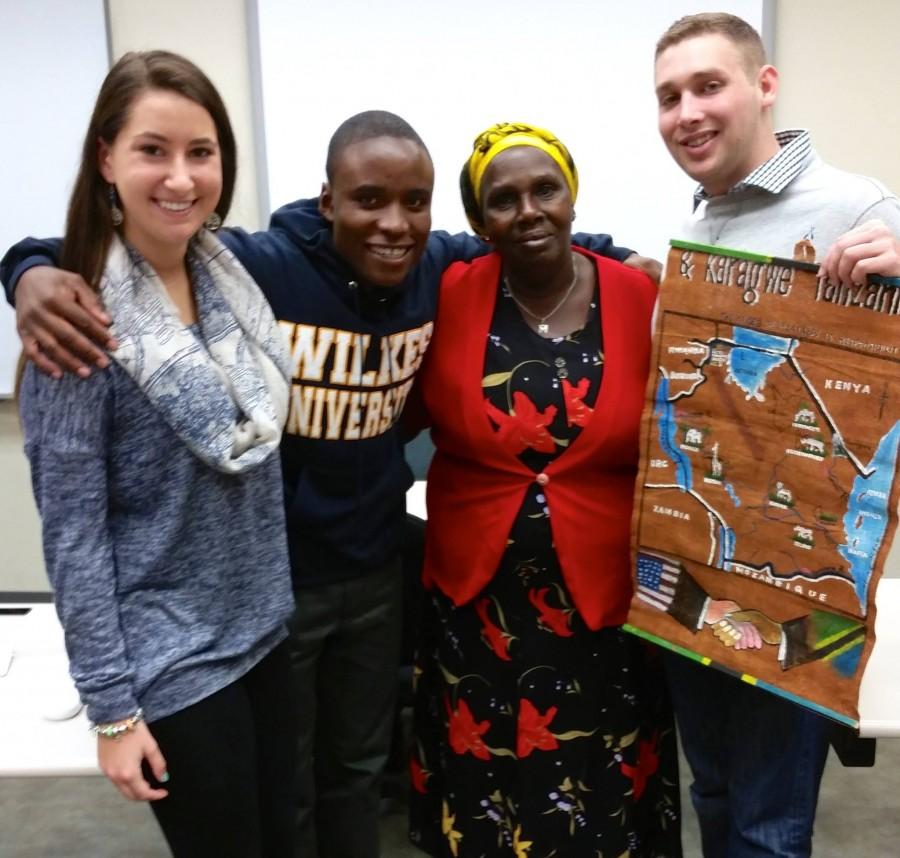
left=101, top=230, right=290, bottom=474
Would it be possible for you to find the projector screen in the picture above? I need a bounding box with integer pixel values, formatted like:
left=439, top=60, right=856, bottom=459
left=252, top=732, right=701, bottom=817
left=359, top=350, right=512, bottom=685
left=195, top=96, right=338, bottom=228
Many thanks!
left=0, top=1, right=109, bottom=396
left=250, top=0, right=770, bottom=258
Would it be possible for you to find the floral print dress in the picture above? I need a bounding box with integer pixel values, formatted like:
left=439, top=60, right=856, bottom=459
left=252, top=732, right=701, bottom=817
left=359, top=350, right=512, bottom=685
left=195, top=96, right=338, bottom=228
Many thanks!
left=409, top=271, right=681, bottom=858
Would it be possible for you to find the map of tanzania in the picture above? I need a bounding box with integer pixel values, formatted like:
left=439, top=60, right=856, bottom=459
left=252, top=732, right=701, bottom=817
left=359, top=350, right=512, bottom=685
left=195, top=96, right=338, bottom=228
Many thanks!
left=628, top=241, right=900, bottom=725
left=647, top=318, right=900, bottom=618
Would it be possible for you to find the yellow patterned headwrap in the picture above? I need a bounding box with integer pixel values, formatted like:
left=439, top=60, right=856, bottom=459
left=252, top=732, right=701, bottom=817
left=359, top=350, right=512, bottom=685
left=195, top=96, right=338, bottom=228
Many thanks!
left=466, top=122, right=579, bottom=207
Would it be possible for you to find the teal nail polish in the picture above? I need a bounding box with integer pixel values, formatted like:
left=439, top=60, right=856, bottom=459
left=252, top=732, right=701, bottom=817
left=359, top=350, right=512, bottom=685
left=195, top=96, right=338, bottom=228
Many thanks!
left=160, top=771, right=170, bottom=783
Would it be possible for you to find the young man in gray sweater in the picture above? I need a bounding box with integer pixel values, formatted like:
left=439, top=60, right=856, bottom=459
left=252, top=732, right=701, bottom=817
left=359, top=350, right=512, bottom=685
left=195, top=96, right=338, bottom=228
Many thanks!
left=653, top=12, right=900, bottom=858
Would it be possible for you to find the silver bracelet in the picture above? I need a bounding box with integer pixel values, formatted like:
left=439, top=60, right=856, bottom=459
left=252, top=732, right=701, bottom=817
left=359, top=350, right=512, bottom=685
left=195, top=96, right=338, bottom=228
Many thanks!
left=91, top=708, right=144, bottom=739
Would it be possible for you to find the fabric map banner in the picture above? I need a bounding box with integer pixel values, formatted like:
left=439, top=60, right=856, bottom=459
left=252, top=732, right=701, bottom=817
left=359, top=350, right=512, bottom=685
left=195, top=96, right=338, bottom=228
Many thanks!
left=626, top=240, right=900, bottom=728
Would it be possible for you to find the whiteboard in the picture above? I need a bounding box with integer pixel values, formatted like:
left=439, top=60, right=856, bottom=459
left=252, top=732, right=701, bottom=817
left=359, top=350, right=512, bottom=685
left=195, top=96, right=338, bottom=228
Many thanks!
left=0, top=1, right=109, bottom=396
left=251, top=0, right=770, bottom=262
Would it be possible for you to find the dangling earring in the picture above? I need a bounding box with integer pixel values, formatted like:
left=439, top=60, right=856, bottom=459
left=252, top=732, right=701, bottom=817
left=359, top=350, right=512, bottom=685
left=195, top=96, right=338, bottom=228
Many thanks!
left=204, top=212, right=222, bottom=231
left=108, top=184, right=123, bottom=226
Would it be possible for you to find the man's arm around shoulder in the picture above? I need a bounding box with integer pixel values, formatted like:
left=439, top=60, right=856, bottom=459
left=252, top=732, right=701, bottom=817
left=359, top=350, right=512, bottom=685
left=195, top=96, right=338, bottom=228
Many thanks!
left=2, top=237, right=114, bottom=378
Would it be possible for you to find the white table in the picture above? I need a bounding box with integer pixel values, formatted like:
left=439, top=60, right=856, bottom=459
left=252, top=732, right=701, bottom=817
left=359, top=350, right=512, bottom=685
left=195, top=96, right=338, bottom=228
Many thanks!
left=2, top=482, right=898, bottom=776
left=406, top=480, right=426, bottom=521
left=859, top=577, right=900, bottom=737
left=0, top=603, right=95, bottom=775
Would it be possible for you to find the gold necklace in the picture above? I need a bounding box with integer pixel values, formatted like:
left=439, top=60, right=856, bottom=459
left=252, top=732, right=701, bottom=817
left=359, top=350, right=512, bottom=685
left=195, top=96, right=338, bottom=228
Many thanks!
left=504, top=254, right=578, bottom=336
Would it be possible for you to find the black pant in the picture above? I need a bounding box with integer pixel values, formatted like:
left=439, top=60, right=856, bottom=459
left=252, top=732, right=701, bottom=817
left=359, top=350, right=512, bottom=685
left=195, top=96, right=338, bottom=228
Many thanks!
left=145, top=641, right=298, bottom=858
left=288, top=556, right=402, bottom=858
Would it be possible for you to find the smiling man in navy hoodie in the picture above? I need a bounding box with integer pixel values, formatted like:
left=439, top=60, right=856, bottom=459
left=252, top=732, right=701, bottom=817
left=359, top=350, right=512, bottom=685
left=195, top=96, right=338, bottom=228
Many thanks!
left=2, top=110, right=645, bottom=857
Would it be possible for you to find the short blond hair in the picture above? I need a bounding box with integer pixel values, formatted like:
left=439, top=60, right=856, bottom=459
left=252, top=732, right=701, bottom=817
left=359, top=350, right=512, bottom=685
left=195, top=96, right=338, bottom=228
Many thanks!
left=656, top=12, right=766, bottom=75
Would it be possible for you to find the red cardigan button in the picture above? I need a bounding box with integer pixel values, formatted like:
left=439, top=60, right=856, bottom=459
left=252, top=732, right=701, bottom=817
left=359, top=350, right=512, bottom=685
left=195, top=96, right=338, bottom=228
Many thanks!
left=535, top=472, right=550, bottom=486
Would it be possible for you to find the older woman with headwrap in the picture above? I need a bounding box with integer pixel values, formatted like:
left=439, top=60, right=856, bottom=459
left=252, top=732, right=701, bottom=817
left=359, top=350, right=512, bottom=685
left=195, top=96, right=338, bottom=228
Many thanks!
left=408, top=123, right=681, bottom=857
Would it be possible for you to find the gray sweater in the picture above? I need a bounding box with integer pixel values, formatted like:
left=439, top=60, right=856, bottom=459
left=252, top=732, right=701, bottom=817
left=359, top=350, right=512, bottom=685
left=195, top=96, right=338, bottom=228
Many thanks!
left=20, top=361, right=293, bottom=724
left=682, top=138, right=900, bottom=258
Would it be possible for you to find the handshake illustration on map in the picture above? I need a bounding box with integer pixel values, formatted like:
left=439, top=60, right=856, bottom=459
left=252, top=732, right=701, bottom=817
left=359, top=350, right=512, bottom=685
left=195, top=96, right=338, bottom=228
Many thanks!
left=636, top=552, right=866, bottom=675
left=702, top=599, right=783, bottom=652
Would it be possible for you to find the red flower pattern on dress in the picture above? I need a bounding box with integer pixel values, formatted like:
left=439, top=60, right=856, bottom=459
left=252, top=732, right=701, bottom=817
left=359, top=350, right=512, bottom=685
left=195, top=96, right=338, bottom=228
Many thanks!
left=409, top=756, right=429, bottom=794
left=517, top=698, right=559, bottom=757
left=475, top=597, right=513, bottom=660
left=561, top=377, right=592, bottom=427
left=485, top=391, right=557, bottom=454
left=620, top=731, right=660, bottom=800
left=445, top=695, right=492, bottom=760
left=528, top=587, right=574, bottom=637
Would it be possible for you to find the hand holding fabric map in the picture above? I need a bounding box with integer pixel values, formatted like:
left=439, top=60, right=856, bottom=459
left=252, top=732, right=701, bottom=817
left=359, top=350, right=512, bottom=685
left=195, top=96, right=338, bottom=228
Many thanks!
left=627, top=241, right=900, bottom=726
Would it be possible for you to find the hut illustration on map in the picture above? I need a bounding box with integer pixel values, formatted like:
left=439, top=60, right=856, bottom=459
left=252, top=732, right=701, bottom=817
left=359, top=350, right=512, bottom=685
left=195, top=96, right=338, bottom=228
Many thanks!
left=681, top=427, right=703, bottom=450
left=792, top=406, right=818, bottom=429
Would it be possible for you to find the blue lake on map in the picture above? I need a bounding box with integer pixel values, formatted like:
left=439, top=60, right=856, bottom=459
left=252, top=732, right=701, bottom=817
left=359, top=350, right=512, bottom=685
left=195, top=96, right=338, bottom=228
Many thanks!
left=654, top=377, right=693, bottom=490
left=724, top=483, right=741, bottom=507
left=731, top=328, right=795, bottom=352
left=727, top=328, right=795, bottom=400
left=717, top=526, right=736, bottom=567
left=839, top=420, right=900, bottom=614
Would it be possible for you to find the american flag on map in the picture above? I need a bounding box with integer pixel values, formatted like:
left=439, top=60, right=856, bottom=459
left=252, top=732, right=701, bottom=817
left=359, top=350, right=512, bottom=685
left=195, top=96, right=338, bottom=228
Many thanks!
left=636, top=552, right=682, bottom=613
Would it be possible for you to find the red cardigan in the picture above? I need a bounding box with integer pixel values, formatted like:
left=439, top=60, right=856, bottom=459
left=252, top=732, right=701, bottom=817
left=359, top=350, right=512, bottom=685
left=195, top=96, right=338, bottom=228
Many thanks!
left=418, top=248, right=656, bottom=630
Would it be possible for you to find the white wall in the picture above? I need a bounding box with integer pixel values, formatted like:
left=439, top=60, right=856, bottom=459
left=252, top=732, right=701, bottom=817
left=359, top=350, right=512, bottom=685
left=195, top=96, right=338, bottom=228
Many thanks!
left=106, top=0, right=263, bottom=230
left=253, top=0, right=765, bottom=264
left=0, top=403, right=45, bottom=592
left=4, top=0, right=900, bottom=591
left=0, top=1, right=109, bottom=397
left=774, top=0, right=900, bottom=194
left=0, top=0, right=108, bottom=590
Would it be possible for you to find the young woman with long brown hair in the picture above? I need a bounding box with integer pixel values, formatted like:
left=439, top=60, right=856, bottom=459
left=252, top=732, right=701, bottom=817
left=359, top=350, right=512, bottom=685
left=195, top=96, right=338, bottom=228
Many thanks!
left=17, top=51, right=296, bottom=857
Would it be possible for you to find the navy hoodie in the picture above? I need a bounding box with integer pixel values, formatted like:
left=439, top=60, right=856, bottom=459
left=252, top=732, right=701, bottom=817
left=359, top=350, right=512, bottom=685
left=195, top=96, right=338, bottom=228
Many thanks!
left=2, top=199, right=632, bottom=586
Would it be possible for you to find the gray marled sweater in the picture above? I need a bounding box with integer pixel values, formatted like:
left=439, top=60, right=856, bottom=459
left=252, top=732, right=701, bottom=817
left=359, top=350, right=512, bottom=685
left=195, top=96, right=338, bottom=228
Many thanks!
left=20, top=361, right=293, bottom=724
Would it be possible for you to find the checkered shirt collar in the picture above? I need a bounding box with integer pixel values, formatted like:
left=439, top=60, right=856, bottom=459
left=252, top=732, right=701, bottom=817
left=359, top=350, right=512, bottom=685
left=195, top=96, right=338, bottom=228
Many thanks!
left=693, top=129, right=811, bottom=210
